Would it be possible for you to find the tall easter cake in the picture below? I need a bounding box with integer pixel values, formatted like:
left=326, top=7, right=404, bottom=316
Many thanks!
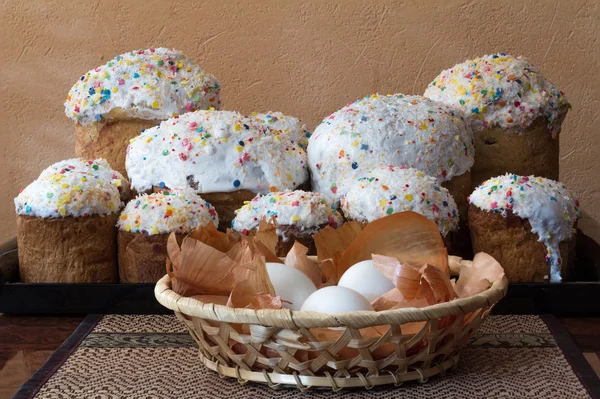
left=65, top=48, right=220, bottom=176
left=425, top=53, right=570, bottom=186
left=15, top=165, right=123, bottom=283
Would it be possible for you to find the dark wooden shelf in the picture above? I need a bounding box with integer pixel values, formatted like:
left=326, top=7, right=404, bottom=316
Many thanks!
left=1, top=231, right=599, bottom=316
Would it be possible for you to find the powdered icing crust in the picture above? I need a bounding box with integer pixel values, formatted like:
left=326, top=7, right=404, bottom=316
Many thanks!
left=15, top=172, right=122, bottom=218
left=126, top=110, right=308, bottom=194
left=424, top=53, right=570, bottom=136
left=341, top=167, right=458, bottom=237
left=39, top=158, right=131, bottom=200
left=231, top=190, right=343, bottom=233
left=469, top=174, right=580, bottom=282
left=308, top=94, right=474, bottom=201
left=247, top=112, right=311, bottom=149
left=117, top=190, right=218, bottom=235
left=65, top=48, right=220, bottom=126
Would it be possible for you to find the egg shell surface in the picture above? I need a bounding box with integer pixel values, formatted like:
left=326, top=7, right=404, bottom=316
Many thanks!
left=300, top=286, right=374, bottom=314
left=266, top=262, right=317, bottom=311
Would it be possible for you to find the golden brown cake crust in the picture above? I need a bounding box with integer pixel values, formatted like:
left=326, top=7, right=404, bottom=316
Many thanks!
left=442, top=170, right=472, bottom=257
left=17, top=214, right=118, bottom=283
left=75, top=117, right=160, bottom=178
left=468, top=205, right=574, bottom=282
left=118, top=231, right=184, bottom=283
left=471, top=117, right=561, bottom=187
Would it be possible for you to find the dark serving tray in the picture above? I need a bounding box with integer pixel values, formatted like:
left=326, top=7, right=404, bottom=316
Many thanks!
left=1, top=232, right=599, bottom=316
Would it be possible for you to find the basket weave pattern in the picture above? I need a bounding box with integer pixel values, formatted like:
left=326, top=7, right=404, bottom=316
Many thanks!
left=155, top=257, right=508, bottom=390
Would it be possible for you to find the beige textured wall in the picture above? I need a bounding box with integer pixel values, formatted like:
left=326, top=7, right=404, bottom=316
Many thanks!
left=1, top=0, right=598, bottom=243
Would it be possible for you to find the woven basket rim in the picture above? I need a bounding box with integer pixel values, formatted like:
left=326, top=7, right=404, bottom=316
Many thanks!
left=155, top=255, right=509, bottom=329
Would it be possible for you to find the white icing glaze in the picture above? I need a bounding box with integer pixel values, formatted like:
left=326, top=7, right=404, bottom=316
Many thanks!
left=341, top=167, right=458, bottom=236
left=424, top=53, right=570, bottom=136
left=247, top=112, right=311, bottom=148
left=39, top=158, right=131, bottom=200
left=15, top=172, right=122, bottom=218
left=117, top=190, right=218, bottom=235
left=308, top=94, right=474, bottom=201
left=231, top=190, right=343, bottom=234
left=126, top=110, right=308, bottom=193
left=65, top=48, right=220, bottom=126
left=468, top=174, right=580, bottom=282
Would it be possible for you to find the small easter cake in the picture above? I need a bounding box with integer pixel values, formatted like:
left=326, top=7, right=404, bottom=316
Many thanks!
left=468, top=174, right=579, bottom=282
left=424, top=53, right=570, bottom=185
left=232, top=190, right=343, bottom=256
left=65, top=48, right=220, bottom=176
left=126, top=110, right=309, bottom=230
left=341, top=166, right=458, bottom=246
left=39, top=157, right=131, bottom=202
left=15, top=167, right=123, bottom=283
left=117, top=190, right=218, bottom=283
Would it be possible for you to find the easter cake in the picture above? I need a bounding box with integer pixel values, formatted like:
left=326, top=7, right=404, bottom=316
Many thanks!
left=341, top=166, right=459, bottom=248
left=425, top=53, right=570, bottom=186
left=15, top=163, right=123, bottom=283
left=126, top=110, right=309, bottom=230
left=65, top=48, right=221, bottom=177
left=232, top=190, right=343, bottom=256
left=468, top=174, right=579, bottom=282
left=309, top=94, right=473, bottom=254
left=117, top=190, right=218, bottom=283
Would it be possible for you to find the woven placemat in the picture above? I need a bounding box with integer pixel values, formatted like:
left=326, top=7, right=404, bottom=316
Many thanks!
left=13, top=314, right=599, bottom=399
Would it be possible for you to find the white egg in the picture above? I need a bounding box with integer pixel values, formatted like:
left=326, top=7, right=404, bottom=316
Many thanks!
left=338, top=259, right=395, bottom=302
left=266, top=262, right=317, bottom=311
left=300, top=286, right=374, bottom=313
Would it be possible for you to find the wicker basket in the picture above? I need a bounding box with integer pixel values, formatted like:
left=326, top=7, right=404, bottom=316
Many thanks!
left=155, top=255, right=508, bottom=391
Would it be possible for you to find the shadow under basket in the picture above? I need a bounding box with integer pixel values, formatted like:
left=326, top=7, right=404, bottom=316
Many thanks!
left=154, top=256, right=508, bottom=391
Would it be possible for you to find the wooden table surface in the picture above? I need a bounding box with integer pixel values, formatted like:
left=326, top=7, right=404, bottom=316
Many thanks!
left=0, top=315, right=599, bottom=399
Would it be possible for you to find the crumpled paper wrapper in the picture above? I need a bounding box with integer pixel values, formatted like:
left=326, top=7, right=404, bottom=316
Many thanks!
left=17, top=214, right=118, bottom=283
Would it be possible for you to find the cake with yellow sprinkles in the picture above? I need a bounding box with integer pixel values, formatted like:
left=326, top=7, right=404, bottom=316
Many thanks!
left=117, top=190, right=218, bottom=283
left=468, top=174, right=580, bottom=283
left=65, top=47, right=220, bottom=176
left=232, top=190, right=342, bottom=256
left=126, top=110, right=309, bottom=231
left=39, top=157, right=131, bottom=202
left=15, top=165, right=123, bottom=283
left=341, top=166, right=458, bottom=246
left=424, top=53, right=570, bottom=185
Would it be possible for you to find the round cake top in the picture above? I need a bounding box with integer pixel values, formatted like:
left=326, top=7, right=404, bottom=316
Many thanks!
left=308, top=94, right=474, bottom=200
left=65, top=48, right=220, bottom=126
left=39, top=158, right=131, bottom=200
left=126, top=110, right=308, bottom=194
left=232, top=190, right=343, bottom=233
left=117, top=190, right=218, bottom=235
left=246, top=111, right=311, bottom=149
left=15, top=172, right=122, bottom=218
left=341, top=166, right=459, bottom=237
left=469, top=174, right=580, bottom=282
left=424, top=53, right=570, bottom=136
